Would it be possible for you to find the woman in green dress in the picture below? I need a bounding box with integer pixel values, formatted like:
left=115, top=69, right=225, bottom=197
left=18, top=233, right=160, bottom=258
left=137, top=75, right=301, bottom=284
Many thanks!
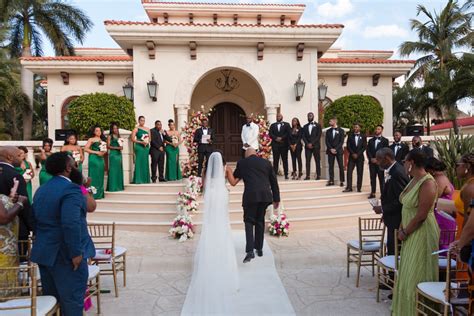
left=392, top=150, right=440, bottom=316
left=165, top=119, right=182, bottom=181
left=85, top=126, right=106, bottom=199
left=131, top=116, right=151, bottom=184
left=39, top=138, right=54, bottom=185
left=61, top=132, right=84, bottom=173
left=16, top=146, right=34, bottom=203
left=107, top=122, right=124, bottom=192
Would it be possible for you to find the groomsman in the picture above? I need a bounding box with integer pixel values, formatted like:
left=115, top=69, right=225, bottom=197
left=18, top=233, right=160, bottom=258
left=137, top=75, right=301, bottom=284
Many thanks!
left=343, top=123, right=367, bottom=192
left=410, top=135, right=434, bottom=158
left=150, top=120, right=171, bottom=183
left=367, top=125, right=389, bottom=199
left=325, top=117, right=345, bottom=187
left=302, top=112, right=322, bottom=180
left=193, top=118, right=215, bottom=176
left=269, top=113, right=291, bottom=179
left=241, top=114, right=259, bottom=157
left=389, top=130, right=409, bottom=163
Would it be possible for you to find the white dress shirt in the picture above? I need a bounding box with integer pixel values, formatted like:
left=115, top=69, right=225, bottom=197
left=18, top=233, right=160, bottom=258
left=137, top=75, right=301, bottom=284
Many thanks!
left=241, top=122, right=259, bottom=150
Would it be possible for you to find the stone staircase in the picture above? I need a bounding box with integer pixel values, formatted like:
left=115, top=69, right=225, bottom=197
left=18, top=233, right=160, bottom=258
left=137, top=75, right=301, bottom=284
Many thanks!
left=88, top=178, right=375, bottom=232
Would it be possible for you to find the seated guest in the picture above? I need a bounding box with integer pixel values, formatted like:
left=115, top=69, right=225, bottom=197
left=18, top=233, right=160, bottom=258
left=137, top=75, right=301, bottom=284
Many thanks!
left=389, top=130, right=409, bottom=163
left=410, top=135, right=434, bottom=158
left=373, top=148, right=409, bottom=256
left=31, top=152, right=95, bottom=316
left=392, top=150, right=439, bottom=315
left=425, top=157, right=456, bottom=250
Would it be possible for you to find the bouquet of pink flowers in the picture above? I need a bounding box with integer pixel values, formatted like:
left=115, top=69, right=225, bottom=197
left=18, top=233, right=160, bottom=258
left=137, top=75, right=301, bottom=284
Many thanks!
left=169, top=214, right=195, bottom=242
left=268, top=205, right=290, bottom=237
left=141, top=134, right=150, bottom=145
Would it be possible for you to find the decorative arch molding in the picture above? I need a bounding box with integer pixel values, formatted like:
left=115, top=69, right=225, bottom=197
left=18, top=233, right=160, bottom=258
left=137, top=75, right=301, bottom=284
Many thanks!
left=195, top=93, right=263, bottom=117
left=61, top=95, right=80, bottom=128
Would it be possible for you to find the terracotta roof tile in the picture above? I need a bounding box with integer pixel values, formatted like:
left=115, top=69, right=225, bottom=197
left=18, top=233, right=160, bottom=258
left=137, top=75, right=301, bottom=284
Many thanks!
left=104, top=20, right=344, bottom=28
left=427, top=117, right=474, bottom=131
left=141, top=1, right=306, bottom=7
left=319, top=58, right=415, bottom=64
left=21, top=56, right=132, bottom=62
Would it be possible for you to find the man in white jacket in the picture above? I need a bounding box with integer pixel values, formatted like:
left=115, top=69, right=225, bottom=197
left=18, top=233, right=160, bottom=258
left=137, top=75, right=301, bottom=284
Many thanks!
left=241, top=114, right=259, bottom=157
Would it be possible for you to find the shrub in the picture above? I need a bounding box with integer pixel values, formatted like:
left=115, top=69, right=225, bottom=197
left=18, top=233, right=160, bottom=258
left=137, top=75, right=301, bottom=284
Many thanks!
left=323, top=95, right=384, bottom=134
left=434, top=130, right=474, bottom=189
left=68, top=93, right=136, bottom=137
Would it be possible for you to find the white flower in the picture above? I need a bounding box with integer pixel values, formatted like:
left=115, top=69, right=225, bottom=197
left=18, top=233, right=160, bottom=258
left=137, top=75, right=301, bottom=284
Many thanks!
left=281, top=220, right=287, bottom=226
left=23, top=170, right=32, bottom=181
left=118, top=138, right=124, bottom=146
left=72, top=151, right=81, bottom=162
left=179, top=234, right=187, bottom=242
left=141, top=134, right=150, bottom=144
left=99, top=141, right=107, bottom=152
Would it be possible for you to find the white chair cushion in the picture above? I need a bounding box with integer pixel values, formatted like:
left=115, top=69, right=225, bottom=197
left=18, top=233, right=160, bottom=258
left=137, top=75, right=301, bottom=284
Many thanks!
left=93, top=246, right=127, bottom=260
left=438, top=258, right=456, bottom=269
left=18, top=263, right=41, bottom=281
left=88, top=265, right=100, bottom=280
left=347, top=240, right=381, bottom=252
left=0, top=296, right=57, bottom=315
left=417, top=282, right=452, bottom=304
left=378, top=255, right=396, bottom=269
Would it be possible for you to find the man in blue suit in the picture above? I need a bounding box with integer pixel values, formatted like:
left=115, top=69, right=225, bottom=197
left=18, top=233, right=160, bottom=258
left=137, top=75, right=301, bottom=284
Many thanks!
left=31, top=152, right=95, bottom=316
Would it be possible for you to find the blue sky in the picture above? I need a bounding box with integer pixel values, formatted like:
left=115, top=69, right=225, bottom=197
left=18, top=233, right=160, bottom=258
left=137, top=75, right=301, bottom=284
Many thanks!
left=44, top=0, right=472, bottom=113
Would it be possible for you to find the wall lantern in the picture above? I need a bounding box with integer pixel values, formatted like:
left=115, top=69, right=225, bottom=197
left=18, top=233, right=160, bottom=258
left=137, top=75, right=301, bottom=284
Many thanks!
left=318, top=80, right=328, bottom=102
left=294, top=74, right=306, bottom=101
left=122, top=77, right=134, bottom=101
left=147, top=74, right=158, bottom=102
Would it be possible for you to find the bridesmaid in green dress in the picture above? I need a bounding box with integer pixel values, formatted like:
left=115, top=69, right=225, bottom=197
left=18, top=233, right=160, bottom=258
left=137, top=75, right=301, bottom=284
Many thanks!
left=165, top=119, right=182, bottom=181
left=16, top=146, right=34, bottom=203
left=392, top=150, right=440, bottom=316
left=132, top=116, right=151, bottom=184
left=85, top=126, right=106, bottom=199
left=61, top=132, right=84, bottom=173
left=107, top=122, right=124, bottom=192
left=39, top=138, right=54, bottom=185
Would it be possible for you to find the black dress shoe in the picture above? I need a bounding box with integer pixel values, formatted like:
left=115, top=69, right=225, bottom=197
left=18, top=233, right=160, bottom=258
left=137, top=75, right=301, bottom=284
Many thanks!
left=256, top=250, right=263, bottom=257
left=342, top=188, right=352, bottom=193
left=304, top=177, right=310, bottom=180
left=357, top=188, right=362, bottom=193
left=340, top=182, right=344, bottom=187
left=285, top=175, right=289, bottom=180
left=368, top=193, right=376, bottom=199
left=159, top=179, right=167, bottom=182
left=315, top=176, right=321, bottom=180
left=151, top=179, right=157, bottom=183
left=243, top=251, right=255, bottom=263
left=326, top=182, right=334, bottom=186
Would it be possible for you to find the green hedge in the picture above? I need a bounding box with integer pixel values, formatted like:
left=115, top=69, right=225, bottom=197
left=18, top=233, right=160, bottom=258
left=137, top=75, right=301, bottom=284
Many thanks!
left=324, top=95, right=384, bottom=134
left=68, top=93, right=136, bottom=137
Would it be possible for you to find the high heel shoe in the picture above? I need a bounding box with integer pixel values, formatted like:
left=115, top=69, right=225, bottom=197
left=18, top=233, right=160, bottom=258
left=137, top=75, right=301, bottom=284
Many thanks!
left=297, top=172, right=303, bottom=180
left=291, top=172, right=296, bottom=180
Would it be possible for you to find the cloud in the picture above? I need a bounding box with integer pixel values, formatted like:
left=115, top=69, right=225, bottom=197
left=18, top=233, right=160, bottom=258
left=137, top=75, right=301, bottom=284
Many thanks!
left=317, top=0, right=354, bottom=18
left=363, top=24, right=409, bottom=38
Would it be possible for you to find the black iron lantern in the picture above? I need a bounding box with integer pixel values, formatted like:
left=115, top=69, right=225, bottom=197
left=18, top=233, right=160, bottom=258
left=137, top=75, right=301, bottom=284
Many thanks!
left=122, top=78, right=134, bottom=101
left=294, top=74, right=306, bottom=101
left=147, top=74, right=158, bottom=102
left=318, top=80, right=328, bottom=102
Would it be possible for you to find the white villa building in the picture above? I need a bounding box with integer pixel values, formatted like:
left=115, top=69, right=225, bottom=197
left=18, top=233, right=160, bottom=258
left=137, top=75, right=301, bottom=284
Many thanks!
left=21, top=0, right=414, bottom=162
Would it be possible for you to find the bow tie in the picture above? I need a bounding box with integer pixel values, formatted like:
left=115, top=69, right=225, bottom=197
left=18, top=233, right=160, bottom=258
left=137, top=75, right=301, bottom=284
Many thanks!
left=332, top=128, right=337, bottom=131
left=395, top=143, right=400, bottom=146
left=246, top=123, right=250, bottom=127
left=375, top=137, right=380, bottom=140
left=354, top=134, right=360, bottom=136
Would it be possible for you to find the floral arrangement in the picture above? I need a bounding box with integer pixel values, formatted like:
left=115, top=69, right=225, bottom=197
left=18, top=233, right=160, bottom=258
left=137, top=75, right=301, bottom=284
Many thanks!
left=169, top=214, right=195, bottom=242
left=254, top=115, right=272, bottom=159
left=23, top=169, right=33, bottom=181
left=267, top=205, right=290, bottom=237
left=117, top=138, right=125, bottom=147
left=170, top=175, right=202, bottom=241
left=86, top=186, right=97, bottom=195
left=181, top=106, right=212, bottom=177
left=141, top=134, right=150, bottom=145
left=72, top=150, right=81, bottom=162
left=99, top=141, right=107, bottom=152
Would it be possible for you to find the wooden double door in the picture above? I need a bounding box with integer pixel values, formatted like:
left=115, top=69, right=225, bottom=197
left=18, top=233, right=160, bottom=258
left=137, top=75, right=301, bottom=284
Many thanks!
left=209, top=102, right=246, bottom=162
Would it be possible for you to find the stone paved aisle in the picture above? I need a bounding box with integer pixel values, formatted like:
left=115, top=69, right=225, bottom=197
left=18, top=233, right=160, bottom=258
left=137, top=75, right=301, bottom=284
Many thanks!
left=86, top=218, right=391, bottom=316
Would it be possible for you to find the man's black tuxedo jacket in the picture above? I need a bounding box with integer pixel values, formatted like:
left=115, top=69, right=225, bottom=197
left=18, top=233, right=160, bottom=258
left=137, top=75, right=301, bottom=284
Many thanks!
left=347, top=133, right=367, bottom=160
left=233, top=155, right=280, bottom=207
left=367, top=136, right=389, bottom=161
left=269, top=121, right=291, bottom=147
left=389, top=142, right=409, bottom=162
left=410, top=145, right=434, bottom=159
left=325, top=127, right=345, bottom=155
left=380, top=162, right=409, bottom=227
left=150, top=128, right=171, bottom=151
left=0, top=163, right=33, bottom=238
left=193, top=127, right=216, bottom=153
left=302, top=122, right=322, bottom=149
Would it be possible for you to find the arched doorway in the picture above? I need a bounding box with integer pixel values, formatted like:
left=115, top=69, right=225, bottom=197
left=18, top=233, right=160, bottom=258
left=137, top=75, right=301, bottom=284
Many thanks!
left=209, top=102, right=246, bottom=162
left=61, top=95, right=79, bottom=128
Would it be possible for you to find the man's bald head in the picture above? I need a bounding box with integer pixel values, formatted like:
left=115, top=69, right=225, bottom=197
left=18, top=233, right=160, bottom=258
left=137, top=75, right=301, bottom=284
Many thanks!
left=0, top=146, right=23, bottom=167
left=245, top=148, right=257, bottom=158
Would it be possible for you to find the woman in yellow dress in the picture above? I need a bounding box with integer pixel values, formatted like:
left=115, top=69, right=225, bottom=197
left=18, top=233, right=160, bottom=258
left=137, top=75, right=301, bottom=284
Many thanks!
left=392, top=150, right=439, bottom=316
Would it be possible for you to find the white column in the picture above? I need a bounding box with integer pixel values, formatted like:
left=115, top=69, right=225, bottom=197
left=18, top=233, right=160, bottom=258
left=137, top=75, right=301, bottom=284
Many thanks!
left=174, top=104, right=190, bottom=162
left=265, top=104, right=280, bottom=124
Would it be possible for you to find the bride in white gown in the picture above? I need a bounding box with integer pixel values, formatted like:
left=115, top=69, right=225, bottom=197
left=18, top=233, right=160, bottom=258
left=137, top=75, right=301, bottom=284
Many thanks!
left=181, top=151, right=240, bottom=315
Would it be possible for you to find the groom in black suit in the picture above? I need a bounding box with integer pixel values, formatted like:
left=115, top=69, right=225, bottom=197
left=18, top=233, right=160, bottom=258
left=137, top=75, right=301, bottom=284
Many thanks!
left=193, top=118, right=215, bottom=176
left=233, top=148, right=280, bottom=263
left=150, top=120, right=171, bottom=183
left=373, top=147, right=409, bottom=256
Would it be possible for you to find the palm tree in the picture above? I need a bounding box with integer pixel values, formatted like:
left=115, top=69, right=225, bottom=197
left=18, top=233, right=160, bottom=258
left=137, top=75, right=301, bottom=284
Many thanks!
left=399, top=0, right=473, bottom=79
left=4, top=0, right=92, bottom=139
left=392, top=83, right=418, bottom=129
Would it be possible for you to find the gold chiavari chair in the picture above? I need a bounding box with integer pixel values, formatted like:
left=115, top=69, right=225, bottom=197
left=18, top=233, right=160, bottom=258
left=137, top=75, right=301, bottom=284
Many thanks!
left=346, top=216, right=385, bottom=287
left=376, top=229, right=401, bottom=302
left=85, top=264, right=101, bottom=315
left=416, top=251, right=471, bottom=315
left=438, top=229, right=458, bottom=274
left=88, top=223, right=127, bottom=297
left=0, top=264, right=59, bottom=316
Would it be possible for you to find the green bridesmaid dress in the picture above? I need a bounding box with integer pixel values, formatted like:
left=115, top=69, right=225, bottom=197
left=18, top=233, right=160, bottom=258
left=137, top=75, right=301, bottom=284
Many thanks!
left=15, top=161, right=32, bottom=203
left=165, top=136, right=182, bottom=181
left=107, top=136, right=124, bottom=192
left=133, top=128, right=150, bottom=184
left=88, top=142, right=105, bottom=199
left=39, top=159, right=53, bottom=186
